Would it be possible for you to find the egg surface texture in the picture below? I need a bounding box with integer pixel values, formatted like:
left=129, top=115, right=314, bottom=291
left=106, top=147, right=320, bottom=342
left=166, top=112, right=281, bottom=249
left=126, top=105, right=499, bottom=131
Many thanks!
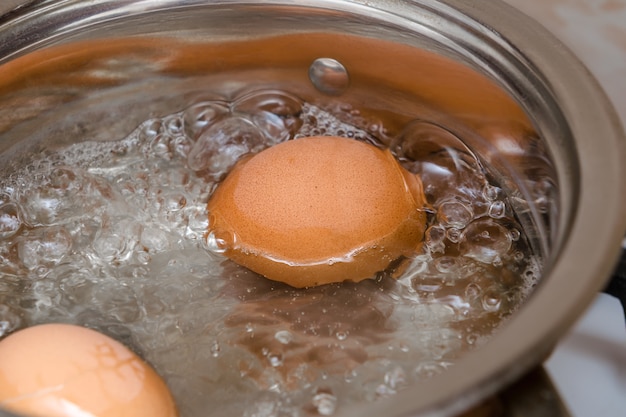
left=0, top=323, right=178, bottom=417
left=207, top=136, right=427, bottom=288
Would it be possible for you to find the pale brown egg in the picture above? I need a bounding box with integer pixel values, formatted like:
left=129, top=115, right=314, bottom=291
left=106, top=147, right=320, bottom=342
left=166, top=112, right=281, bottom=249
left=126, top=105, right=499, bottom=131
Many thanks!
left=0, top=324, right=178, bottom=417
left=207, top=136, right=427, bottom=288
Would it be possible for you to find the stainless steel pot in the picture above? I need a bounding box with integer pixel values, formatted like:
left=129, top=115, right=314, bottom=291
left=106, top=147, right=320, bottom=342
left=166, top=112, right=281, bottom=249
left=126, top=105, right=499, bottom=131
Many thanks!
left=0, top=1, right=624, bottom=416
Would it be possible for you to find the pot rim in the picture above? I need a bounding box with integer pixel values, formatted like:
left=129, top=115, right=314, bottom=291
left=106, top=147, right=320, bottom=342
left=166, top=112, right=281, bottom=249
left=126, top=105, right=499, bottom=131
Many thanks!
left=0, top=1, right=625, bottom=417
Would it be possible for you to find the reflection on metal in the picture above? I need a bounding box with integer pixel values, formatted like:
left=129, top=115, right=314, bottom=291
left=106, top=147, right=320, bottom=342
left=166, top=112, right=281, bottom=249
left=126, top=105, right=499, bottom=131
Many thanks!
left=308, top=57, right=350, bottom=96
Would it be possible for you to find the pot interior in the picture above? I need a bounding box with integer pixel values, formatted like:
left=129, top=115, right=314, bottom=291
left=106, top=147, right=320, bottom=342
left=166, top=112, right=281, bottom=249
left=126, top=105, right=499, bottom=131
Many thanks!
left=0, top=1, right=624, bottom=417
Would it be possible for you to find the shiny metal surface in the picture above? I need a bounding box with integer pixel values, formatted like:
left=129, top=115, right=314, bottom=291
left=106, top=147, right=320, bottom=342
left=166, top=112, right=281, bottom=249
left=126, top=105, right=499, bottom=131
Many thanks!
left=0, top=1, right=624, bottom=417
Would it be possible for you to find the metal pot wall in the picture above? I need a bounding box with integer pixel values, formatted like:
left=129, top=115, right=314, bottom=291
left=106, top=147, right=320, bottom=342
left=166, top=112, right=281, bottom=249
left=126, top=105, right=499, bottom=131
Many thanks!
left=0, top=1, right=625, bottom=416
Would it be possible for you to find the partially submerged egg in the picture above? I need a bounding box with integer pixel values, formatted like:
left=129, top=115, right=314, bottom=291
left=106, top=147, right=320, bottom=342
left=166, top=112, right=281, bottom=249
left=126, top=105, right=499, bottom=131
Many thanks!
left=0, top=323, right=178, bottom=417
left=207, top=136, right=427, bottom=288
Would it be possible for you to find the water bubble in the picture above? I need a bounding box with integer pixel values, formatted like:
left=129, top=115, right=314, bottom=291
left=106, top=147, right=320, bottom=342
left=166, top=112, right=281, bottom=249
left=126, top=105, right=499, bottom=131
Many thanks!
left=446, top=227, right=462, bottom=243
left=93, top=233, right=129, bottom=262
left=460, top=219, right=511, bottom=263
left=309, top=57, right=350, bottom=96
left=138, top=119, right=162, bottom=143
left=18, top=171, right=110, bottom=227
left=170, top=135, right=193, bottom=159
left=335, top=330, right=348, bottom=341
left=425, top=225, right=446, bottom=253
left=488, top=201, right=506, bottom=219
left=434, top=256, right=457, bottom=274
left=140, top=227, right=170, bottom=253
left=18, top=187, right=68, bottom=227
left=18, top=226, right=72, bottom=269
left=464, top=283, right=481, bottom=299
left=412, top=277, right=442, bottom=293
left=384, top=366, right=407, bottom=390
left=63, top=218, right=99, bottom=251
left=164, top=115, right=184, bottom=136
left=251, top=111, right=290, bottom=144
left=312, top=391, right=337, bottom=416
left=210, top=340, right=221, bottom=357
left=183, top=101, right=230, bottom=139
left=483, top=185, right=500, bottom=201
left=188, top=116, right=265, bottom=173
left=509, top=228, right=521, bottom=242
left=274, top=330, right=293, bottom=344
left=49, top=167, right=79, bottom=191
left=0, top=203, right=22, bottom=239
left=234, top=90, right=303, bottom=137
left=414, top=361, right=448, bottom=379
left=437, top=200, right=473, bottom=229
left=481, top=289, right=502, bottom=312
left=394, top=120, right=477, bottom=166
left=268, top=353, right=284, bottom=367
left=375, top=383, right=396, bottom=398
left=148, top=134, right=173, bottom=160
left=184, top=207, right=209, bottom=241
left=94, top=218, right=140, bottom=261
left=161, top=193, right=187, bottom=213
left=136, top=251, right=151, bottom=264
left=34, top=265, right=49, bottom=278
left=204, top=230, right=228, bottom=254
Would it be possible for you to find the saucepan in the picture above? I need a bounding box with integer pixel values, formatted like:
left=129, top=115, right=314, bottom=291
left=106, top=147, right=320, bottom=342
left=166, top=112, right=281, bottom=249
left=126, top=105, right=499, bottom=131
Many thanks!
left=0, top=1, right=624, bottom=417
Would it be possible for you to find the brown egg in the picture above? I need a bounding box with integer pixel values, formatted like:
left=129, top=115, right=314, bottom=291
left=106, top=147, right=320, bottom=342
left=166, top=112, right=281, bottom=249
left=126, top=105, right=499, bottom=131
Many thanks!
left=207, top=136, right=427, bottom=288
left=0, top=324, right=178, bottom=417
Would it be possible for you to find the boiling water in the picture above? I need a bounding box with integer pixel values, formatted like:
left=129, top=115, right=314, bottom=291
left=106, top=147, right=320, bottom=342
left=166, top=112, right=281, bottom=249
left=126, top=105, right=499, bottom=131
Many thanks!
left=0, top=90, right=538, bottom=416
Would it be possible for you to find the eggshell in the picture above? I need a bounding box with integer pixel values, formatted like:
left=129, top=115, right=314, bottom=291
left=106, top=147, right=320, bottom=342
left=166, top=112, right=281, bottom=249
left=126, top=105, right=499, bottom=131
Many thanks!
left=207, top=136, right=427, bottom=287
left=0, top=323, right=178, bottom=417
